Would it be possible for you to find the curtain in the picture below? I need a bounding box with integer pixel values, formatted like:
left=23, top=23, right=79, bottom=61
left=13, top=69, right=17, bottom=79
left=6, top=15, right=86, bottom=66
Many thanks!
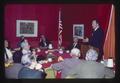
left=103, top=5, right=115, bottom=60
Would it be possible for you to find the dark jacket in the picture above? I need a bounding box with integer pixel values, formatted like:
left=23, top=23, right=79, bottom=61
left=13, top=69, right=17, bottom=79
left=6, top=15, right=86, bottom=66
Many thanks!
left=39, top=39, right=50, bottom=47
left=13, top=50, right=23, bottom=63
left=66, top=42, right=80, bottom=50
left=89, top=27, right=104, bottom=49
left=89, top=27, right=104, bottom=60
left=18, top=67, right=46, bottom=79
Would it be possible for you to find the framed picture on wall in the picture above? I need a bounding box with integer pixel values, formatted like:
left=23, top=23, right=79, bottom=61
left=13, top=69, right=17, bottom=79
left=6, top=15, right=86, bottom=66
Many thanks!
left=16, top=20, right=38, bottom=37
left=73, top=24, right=84, bottom=39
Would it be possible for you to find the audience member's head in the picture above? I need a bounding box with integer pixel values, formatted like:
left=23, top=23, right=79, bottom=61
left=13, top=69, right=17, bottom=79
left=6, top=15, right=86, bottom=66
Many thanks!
left=92, top=19, right=100, bottom=30
left=40, top=35, right=46, bottom=41
left=4, top=40, right=9, bottom=48
left=21, top=41, right=30, bottom=50
left=20, top=35, right=25, bottom=40
left=85, top=48, right=98, bottom=61
left=70, top=48, right=80, bottom=59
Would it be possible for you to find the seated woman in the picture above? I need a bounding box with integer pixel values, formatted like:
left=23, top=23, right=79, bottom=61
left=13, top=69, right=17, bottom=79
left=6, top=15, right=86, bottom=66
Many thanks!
left=31, top=48, right=38, bottom=62
left=20, top=42, right=32, bottom=65
left=13, top=42, right=31, bottom=63
left=17, top=35, right=25, bottom=48
left=13, top=36, right=29, bottom=52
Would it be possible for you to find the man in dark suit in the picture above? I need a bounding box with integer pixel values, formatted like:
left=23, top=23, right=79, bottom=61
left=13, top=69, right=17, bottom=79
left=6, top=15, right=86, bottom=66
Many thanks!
left=18, top=63, right=46, bottom=79
left=66, top=37, right=80, bottom=50
left=39, top=35, right=50, bottom=48
left=18, top=67, right=46, bottom=79
left=83, top=19, right=104, bottom=61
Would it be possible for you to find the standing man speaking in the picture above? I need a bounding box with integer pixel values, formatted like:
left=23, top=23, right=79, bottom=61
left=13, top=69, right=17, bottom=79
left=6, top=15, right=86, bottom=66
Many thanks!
left=83, top=19, right=104, bottom=61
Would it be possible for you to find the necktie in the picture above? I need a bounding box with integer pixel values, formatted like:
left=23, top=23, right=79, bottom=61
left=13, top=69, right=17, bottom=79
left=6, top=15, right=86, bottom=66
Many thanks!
left=73, top=43, right=77, bottom=48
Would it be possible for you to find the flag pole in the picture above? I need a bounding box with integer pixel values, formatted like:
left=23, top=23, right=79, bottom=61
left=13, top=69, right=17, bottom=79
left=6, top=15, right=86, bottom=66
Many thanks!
left=58, top=8, right=63, bottom=49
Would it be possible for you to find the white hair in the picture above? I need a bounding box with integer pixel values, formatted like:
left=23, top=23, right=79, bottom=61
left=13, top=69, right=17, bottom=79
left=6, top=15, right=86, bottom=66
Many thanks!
left=21, top=42, right=29, bottom=48
left=85, top=48, right=98, bottom=61
left=70, top=48, right=80, bottom=57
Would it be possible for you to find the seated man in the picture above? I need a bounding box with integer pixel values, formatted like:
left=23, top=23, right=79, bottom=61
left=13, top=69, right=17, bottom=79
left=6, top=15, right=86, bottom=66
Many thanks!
left=4, top=40, right=13, bottom=64
left=39, top=35, right=50, bottom=48
left=51, top=48, right=81, bottom=78
left=13, top=42, right=32, bottom=64
left=18, top=62, right=46, bottom=79
left=13, top=40, right=31, bottom=64
left=66, top=48, right=115, bottom=79
left=85, top=47, right=98, bottom=61
left=66, top=37, right=80, bottom=51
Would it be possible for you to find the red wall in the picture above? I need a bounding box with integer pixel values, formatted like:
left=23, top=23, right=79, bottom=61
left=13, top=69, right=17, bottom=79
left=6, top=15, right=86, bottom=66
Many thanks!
left=4, top=4, right=112, bottom=48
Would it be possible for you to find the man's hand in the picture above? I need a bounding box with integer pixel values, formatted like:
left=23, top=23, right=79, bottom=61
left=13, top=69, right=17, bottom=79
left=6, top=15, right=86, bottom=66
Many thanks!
left=82, top=38, right=89, bottom=42
left=58, top=56, right=64, bottom=62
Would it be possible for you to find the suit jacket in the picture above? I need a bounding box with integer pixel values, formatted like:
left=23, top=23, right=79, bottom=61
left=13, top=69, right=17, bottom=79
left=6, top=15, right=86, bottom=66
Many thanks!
left=13, top=50, right=23, bottom=63
left=66, top=42, right=80, bottom=50
left=89, top=27, right=104, bottom=49
left=67, top=60, right=115, bottom=78
left=39, top=39, right=50, bottom=47
left=18, top=67, right=45, bottom=79
left=89, top=27, right=104, bottom=56
left=4, top=48, right=13, bottom=62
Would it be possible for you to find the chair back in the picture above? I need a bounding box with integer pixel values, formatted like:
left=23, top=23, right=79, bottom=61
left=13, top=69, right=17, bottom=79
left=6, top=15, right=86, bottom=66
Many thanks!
left=45, top=67, right=56, bottom=79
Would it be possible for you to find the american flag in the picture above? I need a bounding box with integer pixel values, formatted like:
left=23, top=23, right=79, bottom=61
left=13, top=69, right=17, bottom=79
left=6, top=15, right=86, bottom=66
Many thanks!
left=58, top=9, right=63, bottom=49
